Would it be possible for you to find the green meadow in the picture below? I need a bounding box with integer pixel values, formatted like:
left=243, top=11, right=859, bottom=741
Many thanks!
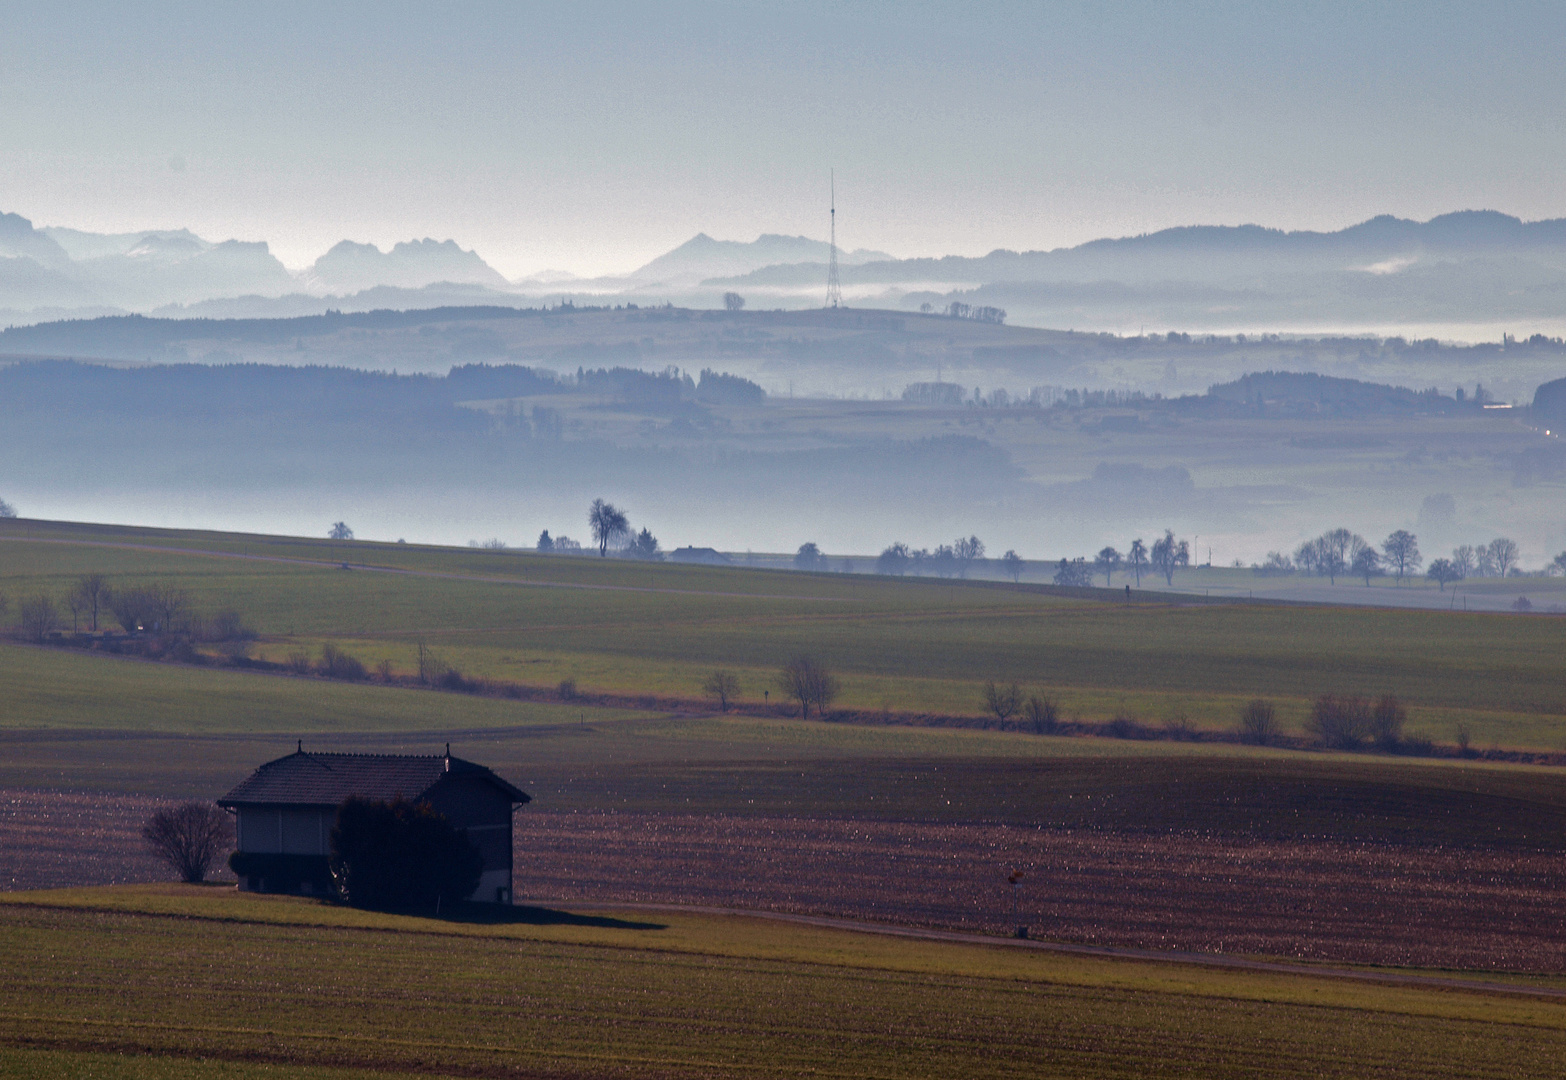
left=3, top=518, right=1565, bottom=750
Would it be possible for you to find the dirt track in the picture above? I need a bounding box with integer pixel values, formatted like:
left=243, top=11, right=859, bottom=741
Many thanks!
left=6, top=791, right=1564, bottom=973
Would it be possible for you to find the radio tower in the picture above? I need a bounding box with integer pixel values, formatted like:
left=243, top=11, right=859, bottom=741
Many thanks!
left=825, top=170, right=842, bottom=309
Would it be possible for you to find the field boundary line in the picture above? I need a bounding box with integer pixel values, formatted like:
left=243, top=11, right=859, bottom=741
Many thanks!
left=549, top=899, right=1566, bottom=1000
left=0, top=1012, right=900, bottom=1079
left=0, top=536, right=857, bottom=603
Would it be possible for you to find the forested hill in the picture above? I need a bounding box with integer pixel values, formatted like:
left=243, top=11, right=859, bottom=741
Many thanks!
left=0, top=306, right=563, bottom=357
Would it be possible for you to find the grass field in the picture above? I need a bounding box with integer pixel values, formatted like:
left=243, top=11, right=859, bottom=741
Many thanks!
left=4, top=518, right=1566, bottom=750
left=1, top=885, right=1564, bottom=1079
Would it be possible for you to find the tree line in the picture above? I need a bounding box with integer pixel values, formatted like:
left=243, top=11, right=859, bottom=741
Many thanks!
left=2, top=572, right=254, bottom=647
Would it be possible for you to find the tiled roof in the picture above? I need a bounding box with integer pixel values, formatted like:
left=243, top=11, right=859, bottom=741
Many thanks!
left=218, top=751, right=529, bottom=807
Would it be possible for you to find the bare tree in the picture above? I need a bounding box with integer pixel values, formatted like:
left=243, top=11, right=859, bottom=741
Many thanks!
left=142, top=802, right=233, bottom=883
left=776, top=655, right=840, bottom=720
left=953, top=535, right=985, bottom=577
left=1351, top=543, right=1383, bottom=586
left=702, top=670, right=740, bottom=711
left=723, top=292, right=746, bottom=311
left=1488, top=537, right=1519, bottom=577
left=18, top=594, right=59, bottom=641
left=1023, top=695, right=1059, bottom=734
left=1550, top=551, right=1566, bottom=577
left=1451, top=545, right=1476, bottom=578
left=1425, top=558, right=1461, bottom=591
left=1238, top=699, right=1278, bottom=745
left=71, top=574, right=109, bottom=631
left=1095, top=546, right=1122, bottom=586
left=1149, top=530, right=1185, bottom=586
left=983, top=681, right=1022, bottom=722
left=144, top=580, right=190, bottom=633
left=328, top=522, right=355, bottom=541
left=64, top=586, right=87, bottom=632
left=1000, top=550, right=1024, bottom=583
left=1381, top=530, right=1421, bottom=582
left=0, top=496, right=15, bottom=518
left=588, top=498, right=630, bottom=557
left=876, top=543, right=911, bottom=576
left=1127, top=538, right=1147, bottom=586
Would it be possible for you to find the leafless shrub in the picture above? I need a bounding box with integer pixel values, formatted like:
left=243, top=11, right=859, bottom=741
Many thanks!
left=18, top=594, right=59, bottom=641
left=702, top=670, right=740, bottom=711
left=1456, top=722, right=1474, bottom=758
left=286, top=649, right=314, bottom=675
left=319, top=643, right=367, bottom=680
left=1308, top=694, right=1371, bottom=749
left=204, top=608, right=255, bottom=642
left=1239, top=699, right=1278, bottom=745
left=776, top=656, right=841, bottom=720
left=1023, top=695, right=1059, bottom=734
left=1105, top=713, right=1150, bottom=739
left=557, top=678, right=578, bottom=700
left=1370, top=695, right=1407, bottom=751
left=1163, top=713, right=1195, bottom=740
left=376, top=659, right=394, bottom=682
left=142, top=801, right=232, bottom=883
left=983, top=681, right=1022, bottom=722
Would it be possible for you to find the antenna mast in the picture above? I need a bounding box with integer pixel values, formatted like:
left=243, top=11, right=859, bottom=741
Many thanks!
left=826, top=170, right=842, bottom=309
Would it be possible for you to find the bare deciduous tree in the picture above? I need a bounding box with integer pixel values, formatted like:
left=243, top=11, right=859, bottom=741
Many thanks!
left=953, top=535, right=984, bottom=577
left=1127, top=538, right=1147, bottom=586
left=588, top=499, right=629, bottom=557
left=776, top=655, right=840, bottom=719
left=983, top=681, right=1022, bottom=722
left=329, top=522, right=355, bottom=541
left=1023, top=695, right=1059, bottom=734
left=0, top=496, right=16, bottom=518
left=723, top=291, right=746, bottom=311
left=18, top=594, right=59, bottom=641
left=1426, top=558, right=1461, bottom=591
left=1095, top=546, right=1122, bottom=586
left=1149, top=530, right=1188, bottom=586
left=1000, top=550, right=1024, bottom=583
left=142, top=801, right=232, bottom=883
left=702, top=670, right=740, bottom=711
left=1351, top=543, right=1383, bottom=586
left=1488, top=537, right=1519, bottom=577
left=1238, top=699, right=1278, bottom=745
left=71, top=574, right=109, bottom=631
left=1381, top=530, right=1421, bottom=582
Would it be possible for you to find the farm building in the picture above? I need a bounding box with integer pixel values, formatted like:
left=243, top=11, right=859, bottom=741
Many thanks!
left=218, top=744, right=529, bottom=903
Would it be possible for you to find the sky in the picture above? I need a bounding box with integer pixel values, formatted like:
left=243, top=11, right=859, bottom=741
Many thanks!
left=4, top=1, right=1566, bottom=278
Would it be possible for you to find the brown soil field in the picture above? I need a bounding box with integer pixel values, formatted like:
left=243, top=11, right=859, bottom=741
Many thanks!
left=0, top=789, right=224, bottom=891
left=514, top=811, right=1566, bottom=972
left=8, top=788, right=1564, bottom=973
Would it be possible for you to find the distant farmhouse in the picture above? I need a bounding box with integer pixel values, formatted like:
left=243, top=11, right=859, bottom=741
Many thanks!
left=669, top=546, right=731, bottom=565
left=218, top=746, right=529, bottom=903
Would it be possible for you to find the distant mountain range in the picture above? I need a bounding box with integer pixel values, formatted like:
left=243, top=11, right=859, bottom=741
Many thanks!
left=8, top=209, right=1566, bottom=334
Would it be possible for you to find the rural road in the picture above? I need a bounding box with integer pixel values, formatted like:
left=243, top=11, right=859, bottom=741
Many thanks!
left=553, top=899, right=1566, bottom=1001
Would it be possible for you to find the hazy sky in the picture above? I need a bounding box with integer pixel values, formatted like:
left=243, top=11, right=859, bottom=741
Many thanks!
left=5, top=1, right=1565, bottom=277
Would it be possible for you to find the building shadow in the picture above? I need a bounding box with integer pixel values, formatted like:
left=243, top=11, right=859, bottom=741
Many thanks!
left=454, top=903, right=666, bottom=931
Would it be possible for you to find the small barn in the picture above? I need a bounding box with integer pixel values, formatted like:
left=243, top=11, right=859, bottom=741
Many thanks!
left=218, top=745, right=529, bottom=903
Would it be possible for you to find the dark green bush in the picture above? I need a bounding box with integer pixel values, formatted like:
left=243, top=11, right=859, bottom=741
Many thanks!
left=328, top=796, right=482, bottom=913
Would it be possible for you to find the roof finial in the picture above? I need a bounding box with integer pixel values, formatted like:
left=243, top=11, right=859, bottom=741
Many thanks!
left=445, top=742, right=451, bottom=757
left=297, top=739, right=302, bottom=753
